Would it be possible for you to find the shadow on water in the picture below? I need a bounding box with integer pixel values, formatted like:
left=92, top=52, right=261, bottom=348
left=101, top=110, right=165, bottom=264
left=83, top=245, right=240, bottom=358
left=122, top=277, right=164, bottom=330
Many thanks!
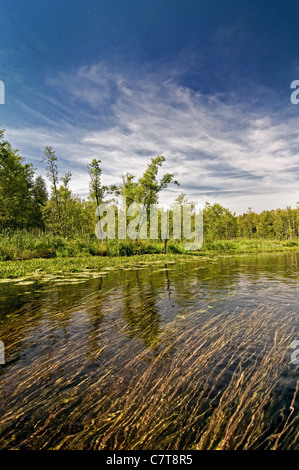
left=0, top=252, right=299, bottom=449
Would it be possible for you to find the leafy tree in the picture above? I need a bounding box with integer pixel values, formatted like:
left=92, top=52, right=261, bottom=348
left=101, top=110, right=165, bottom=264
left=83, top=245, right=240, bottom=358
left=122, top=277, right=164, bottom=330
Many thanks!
left=285, top=206, right=297, bottom=238
left=31, top=175, right=48, bottom=229
left=59, top=171, right=73, bottom=235
left=116, top=173, right=138, bottom=208
left=115, top=155, right=179, bottom=209
left=255, top=210, right=275, bottom=239
left=88, top=158, right=117, bottom=240
left=173, top=191, right=189, bottom=206
left=204, top=202, right=237, bottom=241
left=272, top=208, right=288, bottom=239
left=42, top=169, right=89, bottom=236
left=88, top=159, right=104, bottom=206
left=136, top=155, right=179, bottom=210
left=42, top=146, right=60, bottom=226
left=237, top=208, right=258, bottom=238
left=115, top=155, right=179, bottom=249
left=0, top=130, right=35, bottom=229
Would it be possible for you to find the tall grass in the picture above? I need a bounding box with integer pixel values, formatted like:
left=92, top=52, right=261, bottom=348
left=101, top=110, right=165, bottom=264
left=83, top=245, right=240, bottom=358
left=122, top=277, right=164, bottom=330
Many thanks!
left=1, top=230, right=299, bottom=263
left=202, top=238, right=299, bottom=253
left=0, top=230, right=186, bottom=261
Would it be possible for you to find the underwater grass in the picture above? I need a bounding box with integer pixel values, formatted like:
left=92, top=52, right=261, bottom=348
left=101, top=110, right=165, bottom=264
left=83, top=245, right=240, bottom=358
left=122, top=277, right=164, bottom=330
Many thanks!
left=84, top=305, right=298, bottom=450
left=0, top=301, right=297, bottom=450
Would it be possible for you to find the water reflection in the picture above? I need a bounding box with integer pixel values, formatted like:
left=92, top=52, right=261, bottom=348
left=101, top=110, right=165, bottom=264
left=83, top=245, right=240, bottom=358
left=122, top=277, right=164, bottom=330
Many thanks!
left=0, top=252, right=298, bottom=449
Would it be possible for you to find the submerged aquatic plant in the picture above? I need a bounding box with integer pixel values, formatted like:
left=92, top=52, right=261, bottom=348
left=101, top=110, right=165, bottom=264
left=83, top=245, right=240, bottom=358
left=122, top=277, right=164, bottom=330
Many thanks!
left=0, top=298, right=297, bottom=450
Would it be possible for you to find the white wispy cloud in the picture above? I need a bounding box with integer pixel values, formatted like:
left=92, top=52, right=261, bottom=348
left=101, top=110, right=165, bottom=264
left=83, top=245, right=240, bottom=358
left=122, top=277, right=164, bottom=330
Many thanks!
left=4, top=62, right=299, bottom=213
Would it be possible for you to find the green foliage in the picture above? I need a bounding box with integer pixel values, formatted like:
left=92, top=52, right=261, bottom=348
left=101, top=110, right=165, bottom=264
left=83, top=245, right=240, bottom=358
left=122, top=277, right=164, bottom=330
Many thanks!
left=2, top=130, right=299, bottom=259
left=0, top=253, right=192, bottom=279
left=88, top=158, right=102, bottom=205
left=135, top=155, right=179, bottom=209
left=0, top=228, right=191, bottom=263
left=115, top=155, right=179, bottom=211
left=42, top=146, right=60, bottom=223
left=0, top=132, right=35, bottom=229
left=203, top=202, right=238, bottom=241
left=31, top=175, right=48, bottom=229
left=87, top=158, right=113, bottom=206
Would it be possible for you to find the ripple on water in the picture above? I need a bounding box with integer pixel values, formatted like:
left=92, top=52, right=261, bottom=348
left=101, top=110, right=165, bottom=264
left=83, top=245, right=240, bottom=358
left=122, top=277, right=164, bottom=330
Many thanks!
left=0, top=253, right=299, bottom=449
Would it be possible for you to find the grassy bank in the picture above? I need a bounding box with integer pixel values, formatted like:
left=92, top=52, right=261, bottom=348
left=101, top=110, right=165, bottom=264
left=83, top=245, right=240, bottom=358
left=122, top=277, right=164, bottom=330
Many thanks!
left=202, top=238, right=299, bottom=254
left=1, top=231, right=299, bottom=280
left=0, top=231, right=186, bottom=261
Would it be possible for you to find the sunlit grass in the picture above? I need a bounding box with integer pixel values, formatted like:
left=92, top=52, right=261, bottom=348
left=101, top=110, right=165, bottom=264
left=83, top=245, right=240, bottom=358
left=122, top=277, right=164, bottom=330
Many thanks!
left=0, top=230, right=186, bottom=261
left=1, top=230, right=299, bottom=263
left=1, top=230, right=299, bottom=280
left=0, top=253, right=198, bottom=280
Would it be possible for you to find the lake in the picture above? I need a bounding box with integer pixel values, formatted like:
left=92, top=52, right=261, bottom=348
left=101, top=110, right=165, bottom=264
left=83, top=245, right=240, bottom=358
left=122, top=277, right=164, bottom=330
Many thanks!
left=0, top=252, right=298, bottom=449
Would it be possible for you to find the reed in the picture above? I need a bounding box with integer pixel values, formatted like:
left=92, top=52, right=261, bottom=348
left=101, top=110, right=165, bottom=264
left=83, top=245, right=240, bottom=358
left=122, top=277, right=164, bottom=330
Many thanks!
left=1, top=230, right=298, bottom=264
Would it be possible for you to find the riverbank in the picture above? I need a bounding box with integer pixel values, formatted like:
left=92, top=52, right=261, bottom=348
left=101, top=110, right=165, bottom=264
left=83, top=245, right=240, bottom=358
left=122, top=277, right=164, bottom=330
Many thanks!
left=1, top=231, right=299, bottom=261
left=1, top=237, right=299, bottom=281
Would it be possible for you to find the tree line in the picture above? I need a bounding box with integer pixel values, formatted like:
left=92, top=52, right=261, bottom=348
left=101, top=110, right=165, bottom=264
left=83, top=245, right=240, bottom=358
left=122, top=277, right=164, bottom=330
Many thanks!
left=1, top=129, right=299, bottom=242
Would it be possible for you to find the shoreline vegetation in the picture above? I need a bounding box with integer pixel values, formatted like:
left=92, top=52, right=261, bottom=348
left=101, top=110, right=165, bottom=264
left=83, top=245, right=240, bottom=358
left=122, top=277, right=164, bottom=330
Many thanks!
left=1, top=134, right=299, bottom=450
left=2, top=130, right=299, bottom=281
left=1, top=235, right=299, bottom=281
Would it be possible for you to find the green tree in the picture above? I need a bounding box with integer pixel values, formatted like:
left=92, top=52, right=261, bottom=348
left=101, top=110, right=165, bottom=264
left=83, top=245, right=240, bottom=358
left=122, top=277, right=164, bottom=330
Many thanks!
left=88, top=159, right=105, bottom=206
left=88, top=158, right=116, bottom=240
left=255, top=210, right=275, bottom=239
left=117, top=173, right=138, bottom=208
left=115, top=156, right=179, bottom=209
left=59, top=171, right=73, bottom=235
left=204, top=202, right=237, bottom=241
left=237, top=208, right=258, bottom=238
left=31, top=175, right=48, bottom=229
left=0, top=130, right=34, bottom=229
left=115, top=155, right=179, bottom=250
left=136, top=155, right=179, bottom=210
left=42, top=146, right=61, bottom=227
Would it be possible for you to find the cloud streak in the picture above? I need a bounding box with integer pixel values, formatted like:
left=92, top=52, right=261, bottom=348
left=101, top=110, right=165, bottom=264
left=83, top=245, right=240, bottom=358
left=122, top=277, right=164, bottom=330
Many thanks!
left=5, top=63, right=299, bottom=214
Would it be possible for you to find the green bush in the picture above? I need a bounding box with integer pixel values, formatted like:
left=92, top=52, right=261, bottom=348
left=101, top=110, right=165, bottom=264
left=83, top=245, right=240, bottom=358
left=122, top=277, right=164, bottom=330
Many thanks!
left=284, top=240, right=298, bottom=247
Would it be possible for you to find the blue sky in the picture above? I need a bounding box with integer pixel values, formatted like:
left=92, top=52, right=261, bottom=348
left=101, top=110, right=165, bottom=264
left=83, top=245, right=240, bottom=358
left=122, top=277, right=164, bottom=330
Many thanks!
left=1, top=0, right=299, bottom=213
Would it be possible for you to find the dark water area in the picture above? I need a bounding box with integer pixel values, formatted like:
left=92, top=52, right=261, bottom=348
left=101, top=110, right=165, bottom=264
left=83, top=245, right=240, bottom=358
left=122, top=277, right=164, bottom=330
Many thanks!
left=0, top=253, right=299, bottom=449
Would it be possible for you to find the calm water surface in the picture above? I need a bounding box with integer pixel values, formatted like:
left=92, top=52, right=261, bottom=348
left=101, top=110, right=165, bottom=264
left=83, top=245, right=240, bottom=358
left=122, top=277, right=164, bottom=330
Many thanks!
left=0, top=253, right=298, bottom=449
